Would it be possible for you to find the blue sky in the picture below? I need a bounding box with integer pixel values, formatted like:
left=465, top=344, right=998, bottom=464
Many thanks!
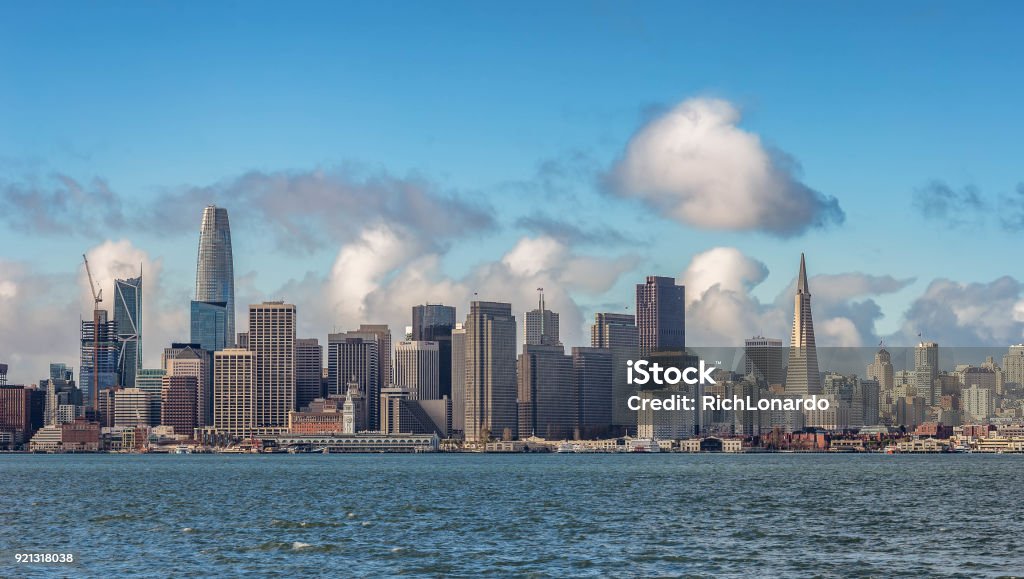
left=2, top=1, right=1024, bottom=382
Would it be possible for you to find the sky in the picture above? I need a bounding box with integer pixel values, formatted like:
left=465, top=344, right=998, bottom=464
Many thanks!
left=2, top=1, right=1024, bottom=384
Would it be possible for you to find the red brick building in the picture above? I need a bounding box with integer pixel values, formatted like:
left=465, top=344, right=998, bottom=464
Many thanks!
left=0, top=385, right=33, bottom=444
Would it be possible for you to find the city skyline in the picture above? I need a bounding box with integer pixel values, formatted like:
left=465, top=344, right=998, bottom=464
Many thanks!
left=5, top=3, right=1024, bottom=384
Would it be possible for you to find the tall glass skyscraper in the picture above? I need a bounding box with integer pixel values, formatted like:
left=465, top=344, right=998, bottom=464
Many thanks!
left=195, top=205, right=235, bottom=347
left=190, top=300, right=228, bottom=353
left=114, top=274, right=142, bottom=388
left=411, top=304, right=456, bottom=399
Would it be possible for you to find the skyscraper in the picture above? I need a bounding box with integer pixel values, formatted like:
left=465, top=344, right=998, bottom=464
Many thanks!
left=190, top=300, right=228, bottom=353
left=744, top=336, right=785, bottom=386
left=328, top=333, right=381, bottom=430
left=213, top=348, right=255, bottom=438
left=635, top=276, right=685, bottom=357
left=249, top=302, right=296, bottom=433
left=785, top=254, right=821, bottom=396
left=573, top=346, right=613, bottom=438
left=81, top=310, right=118, bottom=410
left=866, top=348, right=895, bottom=392
left=195, top=205, right=235, bottom=348
left=914, top=341, right=939, bottom=405
left=135, top=368, right=166, bottom=427
left=394, top=341, right=440, bottom=400
left=524, top=291, right=560, bottom=346
left=411, top=304, right=456, bottom=399
left=591, top=312, right=638, bottom=433
left=295, top=338, right=323, bottom=411
left=163, top=344, right=212, bottom=428
left=113, top=274, right=142, bottom=388
left=161, top=375, right=198, bottom=435
left=517, top=343, right=575, bottom=440
left=1003, top=344, right=1024, bottom=386
left=451, top=323, right=467, bottom=433
left=464, top=301, right=517, bottom=442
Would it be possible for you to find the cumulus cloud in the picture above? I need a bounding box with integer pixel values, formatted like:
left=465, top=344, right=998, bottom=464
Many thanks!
left=323, top=228, right=641, bottom=347
left=1, top=166, right=496, bottom=253
left=608, top=97, right=844, bottom=236
left=681, top=248, right=912, bottom=347
left=890, top=277, right=1024, bottom=346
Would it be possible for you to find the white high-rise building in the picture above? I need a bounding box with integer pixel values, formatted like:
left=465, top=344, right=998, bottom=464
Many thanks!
left=248, top=302, right=296, bottom=433
left=962, top=384, right=994, bottom=423
left=394, top=341, right=440, bottom=400
left=113, top=388, right=151, bottom=427
left=213, top=348, right=255, bottom=437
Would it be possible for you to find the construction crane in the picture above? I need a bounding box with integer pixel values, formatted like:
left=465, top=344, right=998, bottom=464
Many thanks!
left=83, top=254, right=103, bottom=415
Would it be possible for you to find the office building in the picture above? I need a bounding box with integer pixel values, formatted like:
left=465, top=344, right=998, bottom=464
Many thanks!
left=518, top=344, right=575, bottom=440
left=81, top=309, right=119, bottom=410
left=524, top=291, right=560, bottom=346
left=327, top=334, right=378, bottom=431
left=195, top=205, right=235, bottom=348
left=113, top=274, right=142, bottom=388
left=161, top=375, right=198, bottom=435
left=464, top=301, right=518, bottom=442
left=295, top=338, right=323, bottom=411
left=866, top=348, right=895, bottom=393
left=635, top=276, right=685, bottom=357
left=412, top=304, right=456, bottom=399
left=451, top=323, right=466, bottom=433
left=744, top=336, right=785, bottom=386
left=1002, top=344, right=1024, bottom=386
left=573, top=346, right=613, bottom=438
left=914, top=342, right=939, bottom=405
left=249, top=302, right=296, bottom=432
left=135, top=368, right=166, bottom=427
left=113, top=388, right=150, bottom=428
left=380, top=387, right=448, bottom=437
left=190, top=300, right=228, bottom=353
left=213, top=348, right=255, bottom=438
left=163, top=344, right=212, bottom=428
left=591, top=312, right=639, bottom=433
left=394, top=341, right=440, bottom=400
left=785, top=254, right=821, bottom=396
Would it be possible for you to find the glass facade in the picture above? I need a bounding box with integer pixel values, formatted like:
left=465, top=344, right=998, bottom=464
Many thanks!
left=114, top=275, right=142, bottom=388
left=195, top=205, right=235, bottom=348
left=80, top=310, right=119, bottom=408
left=190, top=300, right=228, bottom=353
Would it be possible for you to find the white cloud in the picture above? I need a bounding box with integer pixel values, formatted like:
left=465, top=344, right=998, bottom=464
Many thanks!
left=610, top=97, right=844, bottom=236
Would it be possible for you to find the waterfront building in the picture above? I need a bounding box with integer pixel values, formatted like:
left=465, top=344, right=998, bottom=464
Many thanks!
left=327, top=335, right=378, bottom=430
left=380, top=387, right=449, bottom=437
left=0, top=385, right=34, bottom=445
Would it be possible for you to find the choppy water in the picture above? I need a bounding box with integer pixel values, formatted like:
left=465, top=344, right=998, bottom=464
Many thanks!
left=1, top=454, right=1022, bottom=577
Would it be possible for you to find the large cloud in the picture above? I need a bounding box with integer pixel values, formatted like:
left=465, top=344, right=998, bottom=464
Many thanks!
left=890, top=277, right=1024, bottom=346
left=609, top=98, right=844, bottom=236
left=1, top=167, right=496, bottom=254
left=323, top=228, right=641, bottom=348
left=681, top=248, right=912, bottom=347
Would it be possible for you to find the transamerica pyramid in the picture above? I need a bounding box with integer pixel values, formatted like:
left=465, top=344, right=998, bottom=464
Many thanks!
left=785, top=253, right=821, bottom=396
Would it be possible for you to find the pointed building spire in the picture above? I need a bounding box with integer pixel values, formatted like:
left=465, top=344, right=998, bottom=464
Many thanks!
left=797, top=252, right=810, bottom=295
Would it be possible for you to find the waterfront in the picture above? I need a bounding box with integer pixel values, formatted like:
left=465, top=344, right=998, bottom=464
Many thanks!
left=1, top=454, right=1022, bottom=578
